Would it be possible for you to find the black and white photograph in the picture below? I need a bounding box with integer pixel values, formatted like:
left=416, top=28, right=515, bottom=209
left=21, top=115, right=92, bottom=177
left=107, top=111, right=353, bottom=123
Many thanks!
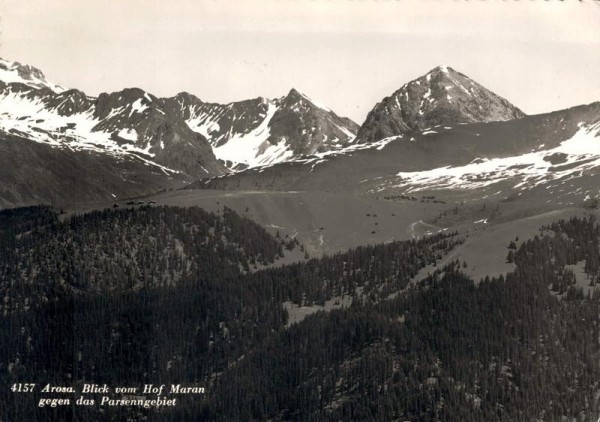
left=1, top=0, right=600, bottom=420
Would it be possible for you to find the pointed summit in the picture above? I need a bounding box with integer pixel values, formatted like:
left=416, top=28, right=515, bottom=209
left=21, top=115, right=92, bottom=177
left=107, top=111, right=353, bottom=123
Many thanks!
left=280, top=88, right=332, bottom=113
left=173, top=91, right=204, bottom=105
left=355, top=65, right=525, bottom=143
left=287, top=87, right=303, bottom=97
left=430, top=64, right=455, bottom=73
left=281, top=88, right=307, bottom=107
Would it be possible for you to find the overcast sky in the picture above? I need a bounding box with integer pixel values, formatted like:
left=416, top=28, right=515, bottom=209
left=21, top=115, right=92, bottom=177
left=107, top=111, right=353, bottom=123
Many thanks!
left=1, top=0, right=599, bottom=123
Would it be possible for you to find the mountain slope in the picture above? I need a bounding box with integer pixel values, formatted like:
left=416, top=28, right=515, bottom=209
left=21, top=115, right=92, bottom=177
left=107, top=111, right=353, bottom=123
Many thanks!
left=164, top=88, right=359, bottom=170
left=197, top=102, right=600, bottom=207
left=356, top=65, right=525, bottom=143
left=0, top=131, right=188, bottom=208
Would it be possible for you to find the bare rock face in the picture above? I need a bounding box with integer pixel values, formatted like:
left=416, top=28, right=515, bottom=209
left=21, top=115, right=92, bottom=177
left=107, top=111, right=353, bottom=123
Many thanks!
left=356, top=65, right=525, bottom=143
left=268, top=88, right=359, bottom=156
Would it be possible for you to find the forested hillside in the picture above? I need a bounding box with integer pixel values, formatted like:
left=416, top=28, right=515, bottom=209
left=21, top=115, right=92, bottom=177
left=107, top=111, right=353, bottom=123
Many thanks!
left=3, top=206, right=600, bottom=420
left=0, top=205, right=293, bottom=314
left=202, top=216, right=600, bottom=421
left=0, top=205, right=460, bottom=421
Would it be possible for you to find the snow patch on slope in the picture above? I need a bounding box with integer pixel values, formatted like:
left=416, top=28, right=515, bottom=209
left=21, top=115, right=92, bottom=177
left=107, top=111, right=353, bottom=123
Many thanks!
left=212, top=100, right=295, bottom=168
left=395, top=122, right=600, bottom=191
left=336, top=123, right=357, bottom=143
left=289, top=135, right=401, bottom=173
left=129, top=98, right=149, bottom=116
left=183, top=105, right=227, bottom=144
left=118, top=128, right=138, bottom=141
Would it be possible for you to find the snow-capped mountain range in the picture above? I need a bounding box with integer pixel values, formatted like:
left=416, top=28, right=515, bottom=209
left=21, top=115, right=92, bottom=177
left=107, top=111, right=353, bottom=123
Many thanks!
left=0, top=58, right=223, bottom=178
left=0, top=57, right=359, bottom=177
left=0, top=58, right=530, bottom=181
left=2, top=56, right=599, bottom=209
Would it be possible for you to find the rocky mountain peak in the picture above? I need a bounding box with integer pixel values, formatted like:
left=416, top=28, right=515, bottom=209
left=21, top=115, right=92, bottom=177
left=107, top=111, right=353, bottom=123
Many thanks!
left=173, top=91, right=204, bottom=108
left=356, top=65, right=525, bottom=143
left=49, top=89, right=94, bottom=116
left=0, top=57, right=65, bottom=93
left=280, top=88, right=331, bottom=112
left=284, top=88, right=304, bottom=101
left=0, top=58, right=46, bottom=81
left=94, top=88, right=158, bottom=120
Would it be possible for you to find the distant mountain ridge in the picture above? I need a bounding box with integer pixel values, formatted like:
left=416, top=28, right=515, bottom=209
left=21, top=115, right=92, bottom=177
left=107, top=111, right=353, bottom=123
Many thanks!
left=0, top=57, right=359, bottom=174
left=0, top=61, right=225, bottom=178
left=356, top=65, right=525, bottom=143
left=164, top=88, right=359, bottom=170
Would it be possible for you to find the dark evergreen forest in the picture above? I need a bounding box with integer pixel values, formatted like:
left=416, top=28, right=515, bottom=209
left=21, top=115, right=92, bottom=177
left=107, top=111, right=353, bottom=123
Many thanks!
left=1, top=206, right=599, bottom=421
